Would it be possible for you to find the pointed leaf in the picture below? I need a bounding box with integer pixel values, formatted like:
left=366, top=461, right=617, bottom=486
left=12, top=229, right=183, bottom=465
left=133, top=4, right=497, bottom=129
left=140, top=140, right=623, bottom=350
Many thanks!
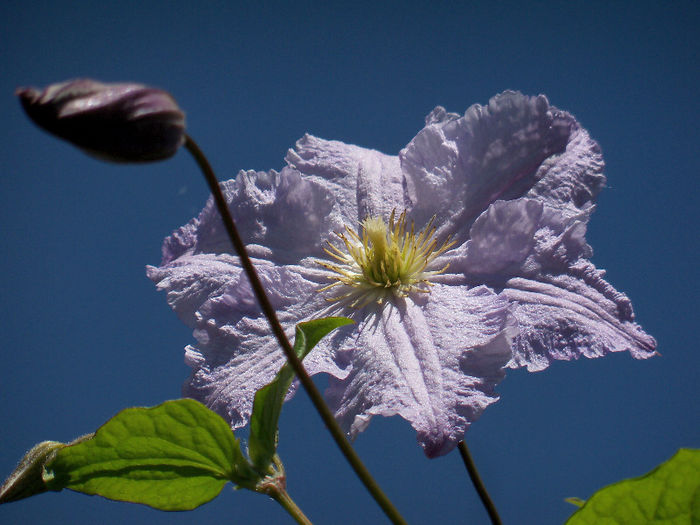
left=44, top=399, right=259, bottom=510
left=566, top=449, right=700, bottom=524
left=248, top=317, right=353, bottom=471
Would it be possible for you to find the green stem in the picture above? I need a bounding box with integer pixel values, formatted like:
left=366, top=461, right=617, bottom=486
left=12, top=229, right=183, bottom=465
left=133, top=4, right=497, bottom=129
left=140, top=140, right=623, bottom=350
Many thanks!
left=457, top=440, right=502, bottom=525
left=271, top=489, right=313, bottom=525
left=183, top=135, right=407, bottom=525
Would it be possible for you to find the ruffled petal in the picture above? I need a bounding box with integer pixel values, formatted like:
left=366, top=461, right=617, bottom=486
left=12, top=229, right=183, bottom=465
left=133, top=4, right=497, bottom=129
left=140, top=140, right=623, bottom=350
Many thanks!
left=148, top=254, right=347, bottom=427
left=161, top=168, right=335, bottom=265
left=285, top=134, right=405, bottom=223
left=325, top=285, right=513, bottom=458
left=460, top=199, right=545, bottom=276
left=526, top=117, right=605, bottom=216
left=453, top=198, right=656, bottom=370
left=503, top=273, right=657, bottom=371
left=400, top=91, right=604, bottom=241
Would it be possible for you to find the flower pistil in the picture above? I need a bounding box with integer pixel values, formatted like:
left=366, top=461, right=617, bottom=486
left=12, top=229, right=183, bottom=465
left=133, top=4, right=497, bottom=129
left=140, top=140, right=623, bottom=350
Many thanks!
left=318, top=210, right=455, bottom=308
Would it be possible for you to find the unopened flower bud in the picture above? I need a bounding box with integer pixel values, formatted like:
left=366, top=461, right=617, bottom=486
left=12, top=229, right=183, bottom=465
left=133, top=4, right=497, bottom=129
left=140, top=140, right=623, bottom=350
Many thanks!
left=17, top=79, right=186, bottom=162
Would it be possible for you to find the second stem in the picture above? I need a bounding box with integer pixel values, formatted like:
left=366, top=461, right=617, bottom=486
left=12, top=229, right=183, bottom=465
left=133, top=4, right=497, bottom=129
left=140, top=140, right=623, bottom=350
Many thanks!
left=184, top=135, right=406, bottom=525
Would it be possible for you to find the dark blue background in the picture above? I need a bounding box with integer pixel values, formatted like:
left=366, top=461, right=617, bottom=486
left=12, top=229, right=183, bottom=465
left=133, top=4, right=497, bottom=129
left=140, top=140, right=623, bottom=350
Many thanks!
left=1, top=2, right=698, bottom=523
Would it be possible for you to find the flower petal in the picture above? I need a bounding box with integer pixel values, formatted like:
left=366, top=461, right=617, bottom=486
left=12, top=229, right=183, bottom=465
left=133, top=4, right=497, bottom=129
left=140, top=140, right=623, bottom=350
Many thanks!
left=148, top=254, right=346, bottom=427
left=453, top=198, right=656, bottom=370
left=503, top=273, right=657, bottom=371
left=325, top=286, right=513, bottom=457
left=400, top=91, right=604, bottom=240
left=286, top=134, right=405, bottom=222
left=460, top=198, right=545, bottom=275
left=161, top=168, right=335, bottom=265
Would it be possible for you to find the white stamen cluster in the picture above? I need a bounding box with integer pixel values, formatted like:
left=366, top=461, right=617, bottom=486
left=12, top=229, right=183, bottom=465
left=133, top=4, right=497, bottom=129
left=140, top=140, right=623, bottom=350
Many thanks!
left=318, top=210, right=455, bottom=308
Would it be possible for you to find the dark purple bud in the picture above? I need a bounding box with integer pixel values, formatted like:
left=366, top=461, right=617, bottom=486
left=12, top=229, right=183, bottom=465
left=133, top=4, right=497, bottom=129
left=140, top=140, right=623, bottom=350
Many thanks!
left=16, top=79, right=186, bottom=162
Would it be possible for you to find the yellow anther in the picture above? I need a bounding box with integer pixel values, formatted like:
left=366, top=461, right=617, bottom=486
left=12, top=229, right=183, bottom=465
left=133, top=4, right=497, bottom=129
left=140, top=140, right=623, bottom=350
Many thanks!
left=318, top=210, right=455, bottom=308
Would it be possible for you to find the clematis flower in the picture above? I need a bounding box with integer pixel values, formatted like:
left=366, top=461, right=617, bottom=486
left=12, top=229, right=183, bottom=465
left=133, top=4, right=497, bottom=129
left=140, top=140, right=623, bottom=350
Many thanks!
left=17, top=79, right=185, bottom=162
left=148, top=91, right=656, bottom=458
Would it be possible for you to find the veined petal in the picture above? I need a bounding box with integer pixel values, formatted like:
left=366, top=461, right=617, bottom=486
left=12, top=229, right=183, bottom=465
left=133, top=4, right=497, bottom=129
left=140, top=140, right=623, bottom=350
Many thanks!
left=504, top=274, right=657, bottom=371
left=325, top=285, right=513, bottom=457
left=400, top=91, right=604, bottom=240
left=148, top=254, right=347, bottom=427
left=453, top=198, right=656, bottom=370
left=461, top=199, right=545, bottom=275
left=161, top=168, right=335, bottom=265
left=286, top=134, right=405, bottom=223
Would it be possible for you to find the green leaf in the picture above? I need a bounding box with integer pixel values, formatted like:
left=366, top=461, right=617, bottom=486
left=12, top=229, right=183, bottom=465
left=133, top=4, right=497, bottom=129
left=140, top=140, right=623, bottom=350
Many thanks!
left=565, top=448, right=700, bottom=524
left=248, top=317, right=353, bottom=471
left=44, top=399, right=260, bottom=510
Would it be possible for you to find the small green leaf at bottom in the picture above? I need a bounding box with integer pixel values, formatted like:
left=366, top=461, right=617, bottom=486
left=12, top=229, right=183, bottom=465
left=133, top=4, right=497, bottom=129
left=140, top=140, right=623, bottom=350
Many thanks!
left=248, top=317, right=353, bottom=471
left=44, top=399, right=260, bottom=511
left=565, top=448, right=700, bottom=524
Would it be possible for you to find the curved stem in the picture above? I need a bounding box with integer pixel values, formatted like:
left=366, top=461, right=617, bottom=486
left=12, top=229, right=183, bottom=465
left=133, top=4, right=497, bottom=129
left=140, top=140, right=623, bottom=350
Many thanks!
left=271, top=489, right=313, bottom=525
left=183, top=135, right=407, bottom=525
left=458, top=440, right=502, bottom=525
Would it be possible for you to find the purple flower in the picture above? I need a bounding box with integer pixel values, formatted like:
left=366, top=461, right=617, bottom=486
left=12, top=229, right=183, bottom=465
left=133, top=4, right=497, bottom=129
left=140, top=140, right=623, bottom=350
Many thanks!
left=148, top=92, right=656, bottom=457
left=17, top=79, right=185, bottom=162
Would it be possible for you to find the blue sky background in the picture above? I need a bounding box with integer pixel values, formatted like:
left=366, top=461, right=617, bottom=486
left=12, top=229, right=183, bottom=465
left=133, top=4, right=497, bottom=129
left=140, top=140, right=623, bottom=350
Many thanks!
left=1, top=2, right=698, bottom=524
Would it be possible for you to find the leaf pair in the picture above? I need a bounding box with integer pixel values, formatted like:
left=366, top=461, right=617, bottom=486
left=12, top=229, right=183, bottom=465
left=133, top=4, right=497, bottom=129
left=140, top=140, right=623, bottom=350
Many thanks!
left=1, top=317, right=352, bottom=511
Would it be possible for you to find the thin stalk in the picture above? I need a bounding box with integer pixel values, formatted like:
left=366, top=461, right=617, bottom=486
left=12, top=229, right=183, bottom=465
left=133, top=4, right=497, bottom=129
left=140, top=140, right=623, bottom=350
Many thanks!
left=270, top=489, right=313, bottom=525
left=184, top=135, right=407, bottom=525
left=458, top=440, right=502, bottom=525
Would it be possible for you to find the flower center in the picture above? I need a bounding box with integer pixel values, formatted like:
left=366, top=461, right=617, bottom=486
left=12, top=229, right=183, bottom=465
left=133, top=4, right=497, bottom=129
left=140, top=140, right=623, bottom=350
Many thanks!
left=318, top=210, right=455, bottom=308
